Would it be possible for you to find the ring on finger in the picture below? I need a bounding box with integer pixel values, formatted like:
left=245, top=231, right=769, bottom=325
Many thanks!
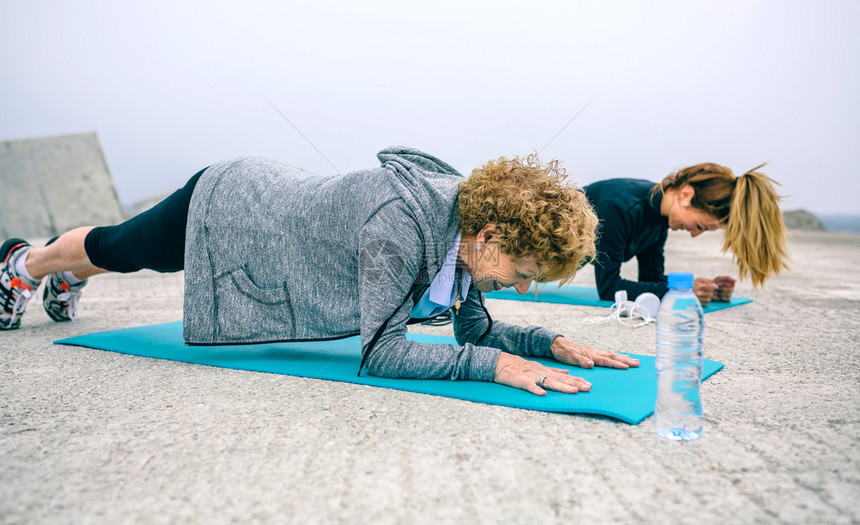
left=536, top=375, right=547, bottom=388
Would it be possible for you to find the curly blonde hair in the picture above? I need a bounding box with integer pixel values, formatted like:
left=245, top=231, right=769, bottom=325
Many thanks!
left=652, top=163, right=790, bottom=287
left=457, top=154, right=597, bottom=284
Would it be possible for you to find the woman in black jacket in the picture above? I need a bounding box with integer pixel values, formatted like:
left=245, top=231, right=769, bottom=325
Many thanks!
left=585, top=163, right=788, bottom=306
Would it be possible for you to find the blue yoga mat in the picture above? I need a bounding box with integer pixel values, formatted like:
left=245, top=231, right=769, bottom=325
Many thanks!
left=487, top=285, right=752, bottom=313
left=54, top=322, right=723, bottom=425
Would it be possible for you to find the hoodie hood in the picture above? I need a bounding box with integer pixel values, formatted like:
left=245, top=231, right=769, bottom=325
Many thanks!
left=377, top=146, right=464, bottom=279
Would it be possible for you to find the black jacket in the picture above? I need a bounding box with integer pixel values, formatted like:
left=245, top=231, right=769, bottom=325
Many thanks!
left=584, top=178, right=670, bottom=300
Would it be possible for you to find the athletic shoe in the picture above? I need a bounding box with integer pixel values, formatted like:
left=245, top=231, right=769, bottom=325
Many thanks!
left=42, top=272, right=87, bottom=322
left=1, top=238, right=40, bottom=330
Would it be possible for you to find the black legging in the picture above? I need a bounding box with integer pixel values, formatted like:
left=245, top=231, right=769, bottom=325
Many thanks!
left=83, top=167, right=207, bottom=273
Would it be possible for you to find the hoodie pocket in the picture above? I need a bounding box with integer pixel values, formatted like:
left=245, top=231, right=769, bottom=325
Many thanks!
left=214, top=268, right=296, bottom=341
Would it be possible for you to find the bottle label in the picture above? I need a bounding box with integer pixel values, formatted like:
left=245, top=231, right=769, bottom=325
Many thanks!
left=672, top=298, right=700, bottom=311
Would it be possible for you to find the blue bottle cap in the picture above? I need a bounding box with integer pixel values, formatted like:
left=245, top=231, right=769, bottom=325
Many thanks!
left=667, top=272, right=694, bottom=289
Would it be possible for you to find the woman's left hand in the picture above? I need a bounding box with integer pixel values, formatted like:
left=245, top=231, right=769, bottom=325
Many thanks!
left=550, top=337, right=640, bottom=369
left=712, top=275, right=736, bottom=302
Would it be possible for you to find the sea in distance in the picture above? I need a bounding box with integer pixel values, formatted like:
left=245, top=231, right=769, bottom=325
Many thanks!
left=818, top=214, right=860, bottom=234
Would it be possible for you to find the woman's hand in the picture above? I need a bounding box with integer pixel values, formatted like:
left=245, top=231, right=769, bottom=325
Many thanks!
left=493, top=339, right=640, bottom=396
left=712, top=275, right=736, bottom=302
left=493, top=352, right=592, bottom=396
left=550, top=337, right=640, bottom=370
left=693, top=277, right=717, bottom=306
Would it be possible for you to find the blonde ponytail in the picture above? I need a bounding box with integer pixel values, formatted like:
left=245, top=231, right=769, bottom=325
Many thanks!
left=723, top=165, right=790, bottom=287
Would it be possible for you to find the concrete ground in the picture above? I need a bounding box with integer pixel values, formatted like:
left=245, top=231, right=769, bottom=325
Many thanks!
left=1, top=230, right=858, bottom=524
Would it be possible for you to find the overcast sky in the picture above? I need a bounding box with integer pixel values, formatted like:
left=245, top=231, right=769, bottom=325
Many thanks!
left=2, top=0, right=858, bottom=214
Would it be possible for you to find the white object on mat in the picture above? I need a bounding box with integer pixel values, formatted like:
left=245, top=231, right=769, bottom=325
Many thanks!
left=581, top=291, right=660, bottom=328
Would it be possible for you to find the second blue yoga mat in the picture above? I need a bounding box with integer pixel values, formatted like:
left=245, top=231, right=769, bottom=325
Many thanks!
left=486, top=285, right=752, bottom=312
left=55, top=322, right=723, bottom=425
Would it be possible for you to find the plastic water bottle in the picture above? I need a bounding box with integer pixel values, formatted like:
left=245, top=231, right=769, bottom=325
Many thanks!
left=655, top=272, right=704, bottom=441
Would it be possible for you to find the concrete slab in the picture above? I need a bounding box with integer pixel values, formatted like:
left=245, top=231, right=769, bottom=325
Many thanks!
left=1, top=231, right=858, bottom=523
left=0, top=132, right=124, bottom=239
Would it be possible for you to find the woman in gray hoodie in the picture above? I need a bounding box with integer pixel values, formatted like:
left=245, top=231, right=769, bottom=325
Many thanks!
left=2, top=147, right=638, bottom=395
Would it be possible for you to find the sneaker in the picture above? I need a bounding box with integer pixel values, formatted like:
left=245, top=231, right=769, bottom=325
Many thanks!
left=42, top=272, right=87, bottom=322
left=1, top=238, right=40, bottom=330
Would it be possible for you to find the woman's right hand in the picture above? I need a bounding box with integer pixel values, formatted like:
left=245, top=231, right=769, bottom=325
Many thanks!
left=693, top=277, right=717, bottom=306
left=493, top=352, right=592, bottom=396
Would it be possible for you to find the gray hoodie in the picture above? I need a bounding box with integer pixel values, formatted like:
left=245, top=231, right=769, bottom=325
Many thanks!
left=183, top=147, right=560, bottom=380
